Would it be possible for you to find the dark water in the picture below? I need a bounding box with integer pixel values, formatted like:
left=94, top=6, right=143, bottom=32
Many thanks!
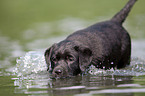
left=0, top=0, right=145, bottom=96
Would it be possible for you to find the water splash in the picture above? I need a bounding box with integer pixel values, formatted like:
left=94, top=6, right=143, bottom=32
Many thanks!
left=12, top=50, right=145, bottom=94
left=89, top=57, right=145, bottom=76
left=13, top=51, right=47, bottom=77
left=13, top=51, right=145, bottom=79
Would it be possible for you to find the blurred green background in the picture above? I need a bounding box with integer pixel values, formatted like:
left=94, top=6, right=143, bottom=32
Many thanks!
left=0, top=0, right=145, bottom=44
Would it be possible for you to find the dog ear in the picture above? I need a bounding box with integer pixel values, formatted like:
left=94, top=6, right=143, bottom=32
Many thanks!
left=44, top=44, right=56, bottom=71
left=74, top=45, right=92, bottom=72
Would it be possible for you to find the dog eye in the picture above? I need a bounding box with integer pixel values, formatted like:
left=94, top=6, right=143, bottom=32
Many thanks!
left=51, top=57, right=57, bottom=63
left=66, top=55, right=74, bottom=61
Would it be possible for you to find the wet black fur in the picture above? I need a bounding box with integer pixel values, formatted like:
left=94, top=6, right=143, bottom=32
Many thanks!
left=45, top=0, right=137, bottom=78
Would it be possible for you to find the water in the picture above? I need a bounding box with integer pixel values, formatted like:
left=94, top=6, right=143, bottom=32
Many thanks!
left=1, top=0, right=145, bottom=96
left=5, top=39, right=144, bottom=96
left=1, top=23, right=145, bottom=96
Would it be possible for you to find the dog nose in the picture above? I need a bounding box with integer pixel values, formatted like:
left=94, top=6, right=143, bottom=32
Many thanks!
left=55, top=69, right=62, bottom=75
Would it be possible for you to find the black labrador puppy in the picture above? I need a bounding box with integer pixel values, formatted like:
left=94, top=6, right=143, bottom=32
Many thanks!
left=45, top=0, right=137, bottom=78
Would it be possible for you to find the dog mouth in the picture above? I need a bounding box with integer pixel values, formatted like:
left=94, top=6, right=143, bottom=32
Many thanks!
left=51, top=67, right=81, bottom=78
left=51, top=67, right=69, bottom=78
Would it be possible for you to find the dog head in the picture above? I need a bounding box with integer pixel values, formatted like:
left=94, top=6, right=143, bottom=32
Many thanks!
left=45, top=41, right=92, bottom=78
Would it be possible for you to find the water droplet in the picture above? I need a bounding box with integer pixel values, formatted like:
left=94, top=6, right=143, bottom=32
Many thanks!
left=103, top=66, right=105, bottom=69
left=111, top=62, right=114, bottom=64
